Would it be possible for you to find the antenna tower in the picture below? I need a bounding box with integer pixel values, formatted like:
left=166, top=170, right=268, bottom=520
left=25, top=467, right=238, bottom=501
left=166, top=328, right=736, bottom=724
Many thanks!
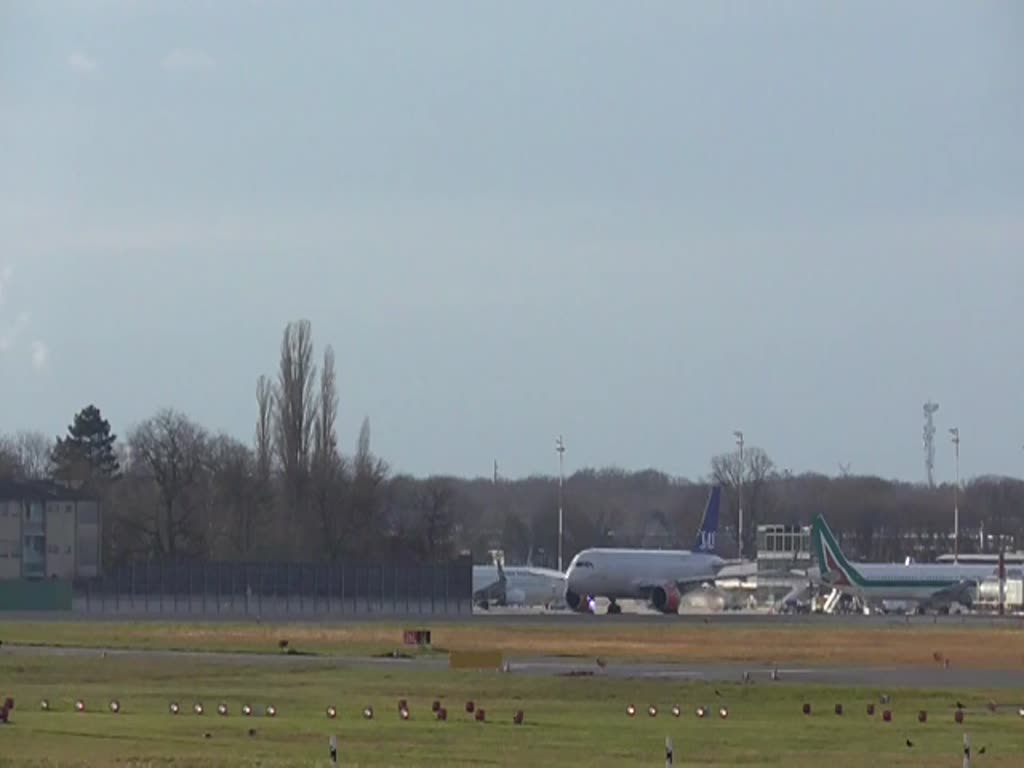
left=923, top=401, right=939, bottom=486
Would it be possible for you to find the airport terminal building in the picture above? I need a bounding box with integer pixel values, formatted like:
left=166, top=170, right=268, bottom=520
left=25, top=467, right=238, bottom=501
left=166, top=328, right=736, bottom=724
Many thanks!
left=0, top=480, right=101, bottom=582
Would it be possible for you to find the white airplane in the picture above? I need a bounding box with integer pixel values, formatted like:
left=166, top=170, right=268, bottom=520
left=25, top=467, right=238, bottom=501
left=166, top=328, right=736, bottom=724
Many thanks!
left=812, top=514, right=1002, bottom=613
left=472, top=560, right=567, bottom=609
left=564, top=485, right=730, bottom=615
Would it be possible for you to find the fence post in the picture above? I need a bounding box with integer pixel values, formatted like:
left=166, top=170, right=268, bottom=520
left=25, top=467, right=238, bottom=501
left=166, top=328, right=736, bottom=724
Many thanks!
left=963, top=733, right=970, bottom=768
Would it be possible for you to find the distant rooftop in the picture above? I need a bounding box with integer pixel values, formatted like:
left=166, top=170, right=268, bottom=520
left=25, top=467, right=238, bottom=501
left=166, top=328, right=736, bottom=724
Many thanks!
left=0, top=479, right=98, bottom=501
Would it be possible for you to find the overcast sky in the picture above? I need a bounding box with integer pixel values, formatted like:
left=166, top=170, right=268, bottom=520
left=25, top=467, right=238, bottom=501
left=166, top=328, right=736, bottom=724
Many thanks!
left=1, top=0, right=1021, bottom=482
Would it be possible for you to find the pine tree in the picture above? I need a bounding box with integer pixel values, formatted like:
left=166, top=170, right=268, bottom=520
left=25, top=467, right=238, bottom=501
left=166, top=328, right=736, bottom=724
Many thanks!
left=51, top=404, right=120, bottom=488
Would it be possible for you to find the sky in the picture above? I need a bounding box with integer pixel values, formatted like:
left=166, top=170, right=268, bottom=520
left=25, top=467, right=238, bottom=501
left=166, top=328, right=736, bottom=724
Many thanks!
left=1, top=0, right=1022, bottom=483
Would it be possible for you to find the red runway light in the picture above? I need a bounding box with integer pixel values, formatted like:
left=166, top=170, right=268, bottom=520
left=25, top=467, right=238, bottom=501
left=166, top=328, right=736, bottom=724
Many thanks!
left=802, top=703, right=811, bottom=715
left=513, top=710, right=524, bottom=725
left=475, top=709, right=486, bottom=722
left=466, top=701, right=475, bottom=713
left=918, top=710, right=927, bottom=723
left=955, top=709, right=964, bottom=724
left=882, top=710, right=892, bottom=722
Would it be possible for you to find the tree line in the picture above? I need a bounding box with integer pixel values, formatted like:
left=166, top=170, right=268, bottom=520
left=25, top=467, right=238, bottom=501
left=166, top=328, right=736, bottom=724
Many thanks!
left=2, top=319, right=1022, bottom=567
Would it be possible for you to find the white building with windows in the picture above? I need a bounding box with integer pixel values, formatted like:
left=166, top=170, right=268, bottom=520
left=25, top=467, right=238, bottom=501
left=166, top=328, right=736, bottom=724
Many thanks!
left=0, top=480, right=101, bottom=581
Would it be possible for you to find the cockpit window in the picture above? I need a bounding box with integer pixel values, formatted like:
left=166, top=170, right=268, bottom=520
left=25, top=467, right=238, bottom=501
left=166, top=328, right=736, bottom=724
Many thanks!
left=574, top=560, right=594, bottom=568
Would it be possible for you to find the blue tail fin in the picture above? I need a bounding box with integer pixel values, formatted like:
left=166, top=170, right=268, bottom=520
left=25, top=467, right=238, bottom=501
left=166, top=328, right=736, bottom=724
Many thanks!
left=694, top=485, right=721, bottom=552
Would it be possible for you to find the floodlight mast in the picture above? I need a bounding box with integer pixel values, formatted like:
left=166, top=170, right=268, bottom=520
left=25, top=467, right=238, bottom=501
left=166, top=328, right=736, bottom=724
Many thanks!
left=556, top=435, right=566, bottom=572
left=734, top=430, right=744, bottom=559
left=923, top=402, right=939, bottom=487
left=950, top=427, right=960, bottom=563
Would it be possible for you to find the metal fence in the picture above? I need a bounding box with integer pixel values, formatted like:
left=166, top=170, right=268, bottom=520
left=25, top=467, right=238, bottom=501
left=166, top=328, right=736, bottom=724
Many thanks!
left=71, top=556, right=473, bottom=618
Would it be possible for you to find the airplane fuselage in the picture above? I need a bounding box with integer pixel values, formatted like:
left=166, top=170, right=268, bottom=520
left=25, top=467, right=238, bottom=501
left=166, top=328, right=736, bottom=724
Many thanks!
left=565, top=548, right=725, bottom=613
left=823, top=562, right=998, bottom=603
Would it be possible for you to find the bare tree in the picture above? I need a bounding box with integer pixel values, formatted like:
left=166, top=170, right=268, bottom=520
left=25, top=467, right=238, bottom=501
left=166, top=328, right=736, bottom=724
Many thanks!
left=209, top=434, right=263, bottom=558
left=255, top=375, right=274, bottom=482
left=711, top=446, right=775, bottom=556
left=313, top=346, right=338, bottom=464
left=13, top=431, right=54, bottom=479
left=274, top=319, right=319, bottom=524
left=0, top=431, right=53, bottom=480
left=310, top=346, right=348, bottom=560
left=128, top=408, right=210, bottom=557
left=350, top=417, right=389, bottom=555
left=416, top=476, right=457, bottom=561
left=0, top=434, right=25, bottom=480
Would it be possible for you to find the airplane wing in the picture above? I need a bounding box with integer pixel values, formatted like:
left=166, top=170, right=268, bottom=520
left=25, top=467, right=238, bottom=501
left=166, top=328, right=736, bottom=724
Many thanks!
left=921, top=579, right=979, bottom=608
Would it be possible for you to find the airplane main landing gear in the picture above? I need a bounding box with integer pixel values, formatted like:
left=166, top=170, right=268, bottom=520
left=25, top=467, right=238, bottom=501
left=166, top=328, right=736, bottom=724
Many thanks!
left=607, top=601, right=622, bottom=615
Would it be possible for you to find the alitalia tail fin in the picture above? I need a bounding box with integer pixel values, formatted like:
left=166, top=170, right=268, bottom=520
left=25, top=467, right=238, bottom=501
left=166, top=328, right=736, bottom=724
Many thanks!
left=811, top=514, right=863, bottom=587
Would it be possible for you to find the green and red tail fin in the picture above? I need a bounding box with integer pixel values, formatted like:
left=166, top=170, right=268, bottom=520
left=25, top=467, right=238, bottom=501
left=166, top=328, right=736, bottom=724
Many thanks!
left=811, top=514, right=864, bottom=587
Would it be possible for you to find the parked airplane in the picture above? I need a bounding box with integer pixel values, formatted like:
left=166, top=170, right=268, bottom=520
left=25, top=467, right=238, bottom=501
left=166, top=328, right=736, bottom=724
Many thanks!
left=472, top=560, right=567, bottom=609
left=564, top=485, right=729, bottom=615
left=811, top=514, right=1001, bottom=613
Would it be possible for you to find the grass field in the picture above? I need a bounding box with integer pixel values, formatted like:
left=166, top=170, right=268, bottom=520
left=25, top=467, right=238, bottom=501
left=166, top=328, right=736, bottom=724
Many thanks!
left=3, top=618, right=1024, bottom=668
left=2, top=653, right=1023, bottom=767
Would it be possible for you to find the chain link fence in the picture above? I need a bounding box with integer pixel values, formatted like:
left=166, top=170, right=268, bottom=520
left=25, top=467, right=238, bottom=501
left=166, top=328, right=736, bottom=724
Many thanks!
left=71, top=556, right=473, bottom=618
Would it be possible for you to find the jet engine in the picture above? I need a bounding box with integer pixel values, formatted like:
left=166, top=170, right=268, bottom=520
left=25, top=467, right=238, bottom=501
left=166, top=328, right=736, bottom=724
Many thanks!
left=649, top=583, right=682, bottom=614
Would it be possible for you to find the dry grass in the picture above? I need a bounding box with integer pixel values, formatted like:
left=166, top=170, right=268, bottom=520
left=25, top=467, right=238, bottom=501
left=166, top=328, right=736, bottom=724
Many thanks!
left=3, top=619, right=1024, bottom=669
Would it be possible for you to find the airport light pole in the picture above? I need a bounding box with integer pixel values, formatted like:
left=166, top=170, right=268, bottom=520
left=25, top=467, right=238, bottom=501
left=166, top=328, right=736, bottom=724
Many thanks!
left=556, top=435, right=566, bottom=572
left=734, top=430, right=744, bottom=559
left=950, top=427, right=960, bottom=563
